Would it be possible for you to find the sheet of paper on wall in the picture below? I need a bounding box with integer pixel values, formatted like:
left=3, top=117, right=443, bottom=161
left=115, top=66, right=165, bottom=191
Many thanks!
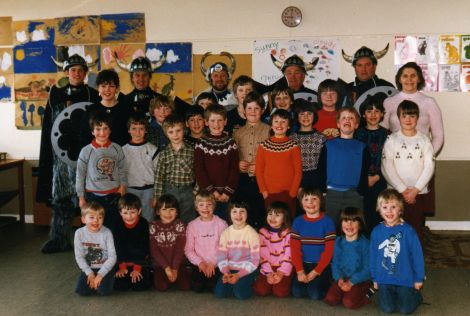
left=460, top=35, right=470, bottom=63
left=460, top=64, right=470, bottom=92
left=438, top=64, right=460, bottom=92
left=15, top=99, right=47, bottom=129
left=12, top=19, right=55, bottom=47
left=416, top=35, right=438, bottom=64
left=438, top=35, right=461, bottom=64
left=13, top=45, right=57, bottom=74
left=146, top=43, right=192, bottom=73
left=14, top=73, right=56, bottom=101
left=151, top=73, right=193, bottom=102
left=55, top=16, right=100, bottom=45
left=0, top=16, right=13, bottom=45
left=56, top=45, right=100, bottom=88
left=252, top=38, right=340, bottom=91
left=0, top=48, right=14, bottom=102
left=394, top=36, right=417, bottom=65
left=420, top=63, right=438, bottom=92
left=100, top=13, right=145, bottom=44
left=100, top=43, right=145, bottom=94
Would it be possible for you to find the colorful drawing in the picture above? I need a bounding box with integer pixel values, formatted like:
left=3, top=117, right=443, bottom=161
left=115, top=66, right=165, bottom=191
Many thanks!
left=15, top=99, right=47, bottom=129
left=12, top=19, right=55, bottom=46
left=55, top=15, right=100, bottom=45
left=439, top=35, right=461, bottom=64
left=13, top=45, right=57, bottom=74
left=146, top=43, right=192, bottom=73
left=100, top=13, right=145, bottom=43
left=460, top=64, right=470, bottom=92
left=420, top=64, right=438, bottom=92
left=253, top=39, right=340, bottom=91
left=438, top=64, right=460, bottom=92
left=460, top=35, right=470, bottom=63
left=394, top=36, right=417, bottom=65
left=151, top=73, right=193, bottom=102
left=14, top=73, right=56, bottom=101
left=0, top=48, right=14, bottom=74
left=0, top=16, right=13, bottom=45
left=0, top=74, right=13, bottom=102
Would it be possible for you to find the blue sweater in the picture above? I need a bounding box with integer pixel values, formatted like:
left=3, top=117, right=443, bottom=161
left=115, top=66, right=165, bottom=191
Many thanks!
left=332, top=235, right=370, bottom=285
left=370, top=222, right=425, bottom=288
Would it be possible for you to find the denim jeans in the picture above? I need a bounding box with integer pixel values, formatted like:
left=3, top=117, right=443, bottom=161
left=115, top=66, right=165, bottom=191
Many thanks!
left=291, top=263, right=331, bottom=300
left=378, top=284, right=423, bottom=314
left=75, top=269, right=114, bottom=296
left=214, top=270, right=257, bottom=299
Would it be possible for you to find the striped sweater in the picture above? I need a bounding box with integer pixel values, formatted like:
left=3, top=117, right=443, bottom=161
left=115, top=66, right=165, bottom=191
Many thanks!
left=217, top=225, right=260, bottom=278
left=259, top=228, right=293, bottom=276
left=291, top=214, right=336, bottom=274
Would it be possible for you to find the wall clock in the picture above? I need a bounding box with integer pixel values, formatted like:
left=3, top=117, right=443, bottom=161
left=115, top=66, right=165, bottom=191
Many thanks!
left=281, top=6, right=302, bottom=27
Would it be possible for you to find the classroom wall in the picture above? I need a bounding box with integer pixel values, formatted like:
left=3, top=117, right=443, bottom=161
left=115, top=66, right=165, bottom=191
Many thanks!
left=0, top=0, right=469, bottom=223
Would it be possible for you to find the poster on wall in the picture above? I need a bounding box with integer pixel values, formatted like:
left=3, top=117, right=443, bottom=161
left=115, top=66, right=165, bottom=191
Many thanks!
left=12, top=19, right=55, bottom=46
left=55, top=15, right=100, bottom=45
left=100, top=13, right=145, bottom=44
left=416, top=35, right=438, bottom=64
left=13, top=45, right=57, bottom=74
left=15, top=99, right=47, bottom=129
left=460, top=64, right=470, bottom=92
left=460, top=35, right=470, bottom=63
left=0, top=16, right=13, bottom=45
left=394, top=36, right=417, bottom=65
left=438, top=64, right=460, bottom=91
left=420, top=63, right=438, bottom=92
left=145, top=43, right=192, bottom=73
left=252, top=38, right=340, bottom=91
left=0, top=48, right=14, bottom=102
left=14, top=73, right=56, bottom=101
left=438, top=35, right=461, bottom=64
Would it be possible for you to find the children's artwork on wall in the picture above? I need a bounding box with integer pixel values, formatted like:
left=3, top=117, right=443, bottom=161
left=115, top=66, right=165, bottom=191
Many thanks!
left=101, top=43, right=145, bottom=94
left=146, top=43, right=192, bottom=73
left=460, top=35, right=470, bottom=63
left=252, top=38, right=340, bottom=91
left=0, top=16, right=13, bottom=45
left=55, top=45, right=100, bottom=87
left=0, top=48, right=14, bottom=74
left=0, top=74, right=13, bottom=102
left=439, top=35, right=461, bottom=64
left=14, top=73, right=56, bottom=101
left=100, top=13, right=145, bottom=44
left=420, top=63, right=438, bottom=92
left=439, top=64, right=460, bottom=92
left=461, top=64, right=470, bottom=92
left=55, top=16, right=100, bottom=45
left=394, top=36, right=417, bottom=65
left=15, top=99, right=47, bottom=129
left=12, top=19, right=55, bottom=46
left=416, top=35, right=438, bottom=64
left=13, top=45, right=57, bottom=74
left=151, top=73, right=193, bottom=102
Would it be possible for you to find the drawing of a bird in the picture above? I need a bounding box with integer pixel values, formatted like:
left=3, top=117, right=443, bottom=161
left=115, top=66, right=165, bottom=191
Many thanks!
left=161, top=74, right=175, bottom=96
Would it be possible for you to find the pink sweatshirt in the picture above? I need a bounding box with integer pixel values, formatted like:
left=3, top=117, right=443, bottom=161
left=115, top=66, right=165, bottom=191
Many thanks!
left=259, top=228, right=293, bottom=276
left=382, top=91, right=444, bottom=154
left=184, top=215, right=227, bottom=266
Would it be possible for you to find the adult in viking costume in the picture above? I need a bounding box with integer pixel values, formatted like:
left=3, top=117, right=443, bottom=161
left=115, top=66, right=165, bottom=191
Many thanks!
left=37, top=54, right=100, bottom=253
left=342, top=45, right=394, bottom=104
left=198, top=52, right=237, bottom=110
left=114, top=55, right=164, bottom=114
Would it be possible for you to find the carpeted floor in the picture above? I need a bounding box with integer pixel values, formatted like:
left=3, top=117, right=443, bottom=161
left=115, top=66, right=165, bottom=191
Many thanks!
left=423, top=228, right=470, bottom=268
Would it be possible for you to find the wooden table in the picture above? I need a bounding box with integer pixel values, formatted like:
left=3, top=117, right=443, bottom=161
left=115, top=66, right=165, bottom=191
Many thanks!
left=0, top=159, right=25, bottom=224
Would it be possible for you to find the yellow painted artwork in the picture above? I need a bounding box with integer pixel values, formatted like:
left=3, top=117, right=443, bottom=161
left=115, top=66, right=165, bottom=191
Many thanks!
left=14, top=73, right=57, bottom=101
left=55, top=16, right=100, bottom=45
left=15, top=99, right=47, bottom=130
left=0, top=16, right=13, bottom=45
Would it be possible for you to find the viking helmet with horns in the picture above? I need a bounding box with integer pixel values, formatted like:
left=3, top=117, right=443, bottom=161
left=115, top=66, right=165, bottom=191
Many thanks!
left=114, top=53, right=166, bottom=73
left=200, top=52, right=236, bottom=82
left=270, top=54, right=319, bottom=73
left=342, top=44, right=389, bottom=66
left=51, top=54, right=97, bottom=72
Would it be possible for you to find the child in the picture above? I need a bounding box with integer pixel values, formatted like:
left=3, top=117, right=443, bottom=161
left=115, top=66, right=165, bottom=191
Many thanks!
left=355, top=94, right=390, bottom=233
left=324, top=207, right=371, bottom=309
left=263, top=87, right=297, bottom=132
left=325, top=107, right=369, bottom=223
left=226, top=75, right=254, bottom=133
left=74, top=201, right=116, bottom=296
left=149, top=194, right=190, bottom=291
left=113, top=193, right=151, bottom=291
left=253, top=201, right=293, bottom=297
left=195, top=92, right=217, bottom=110
left=314, top=79, right=341, bottom=139
left=215, top=198, right=260, bottom=299
left=381, top=100, right=434, bottom=242
left=291, top=188, right=336, bottom=300
left=76, top=112, right=127, bottom=230
left=184, top=105, right=205, bottom=147
left=370, top=189, right=424, bottom=314
left=147, top=95, right=174, bottom=152
left=290, top=99, right=327, bottom=191
left=122, top=113, right=158, bottom=223
left=185, top=190, right=228, bottom=292
left=154, top=114, right=196, bottom=224
left=233, top=91, right=271, bottom=228
left=194, top=104, right=239, bottom=221
left=256, top=109, right=302, bottom=218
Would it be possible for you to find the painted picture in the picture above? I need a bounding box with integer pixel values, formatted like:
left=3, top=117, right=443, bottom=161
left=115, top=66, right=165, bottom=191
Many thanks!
left=151, top=73, right=193, bottom=102
left=55, top=15, right=100, bottom=45
left=416, top=35, right=438, bottom=64
left=460, top=35, right=470, bottom=63
left=13, top=45, right=57, bottom=74
left=460, top=64, right=470, bottom=92
left=0, top=74, right=13, bottom=102
left=15, top=99, right=47, bottom=129
left=100, top=13, right=145, bottom=43
left=55, top=45, right=100, bottom=87
left=146, top=43, right=192, bottom=73
left=0, top=16, right=13, bottom=45
left=252, top=38, right=340, bottom=91
left=0, top=48, right=14, bottom=75
left=438, top=35, right=461, bottom=64
left=14, top=73, right=56, bottom=101
left=12, top=19, right=55, bottom=46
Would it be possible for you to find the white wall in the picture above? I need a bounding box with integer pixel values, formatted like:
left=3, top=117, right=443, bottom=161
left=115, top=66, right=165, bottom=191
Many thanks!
left=1, top=0, right=469, bottom=159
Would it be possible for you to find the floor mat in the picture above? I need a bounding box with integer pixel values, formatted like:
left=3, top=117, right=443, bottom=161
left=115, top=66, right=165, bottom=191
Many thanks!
left=423, top=228, right=470, bottom=268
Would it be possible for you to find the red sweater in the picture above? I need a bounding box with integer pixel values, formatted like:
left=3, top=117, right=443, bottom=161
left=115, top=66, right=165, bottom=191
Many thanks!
left=313, top=109, right=338, bottom=139
left=255, top=136, right=302, bottom=197
left=149, top=219, right=186, bottom=270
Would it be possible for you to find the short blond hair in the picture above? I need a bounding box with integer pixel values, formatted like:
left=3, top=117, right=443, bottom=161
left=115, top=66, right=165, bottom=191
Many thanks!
left=148, top=95, right=174, bottom=114
left=376, top=189, right=404, bottom=214
left=194, top=190, right=216, bottom=208
left=336, top=106, right=360, bottom=123
left=81, top=201, right=105, bottom=217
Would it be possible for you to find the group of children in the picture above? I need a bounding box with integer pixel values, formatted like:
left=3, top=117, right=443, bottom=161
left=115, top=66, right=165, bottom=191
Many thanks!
left=73, top=75, right=433, bottom=314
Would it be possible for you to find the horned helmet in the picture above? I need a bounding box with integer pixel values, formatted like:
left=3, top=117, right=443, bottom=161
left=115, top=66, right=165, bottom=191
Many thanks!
left=114, top=54, right=166, bottom=73
left=270, top=54, right=319, bottom=73
left=51, top=54, right=96, bottom=72
left=200, top=52, right=236, bottom=82
left=342, top=44, right=389, bottom=66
